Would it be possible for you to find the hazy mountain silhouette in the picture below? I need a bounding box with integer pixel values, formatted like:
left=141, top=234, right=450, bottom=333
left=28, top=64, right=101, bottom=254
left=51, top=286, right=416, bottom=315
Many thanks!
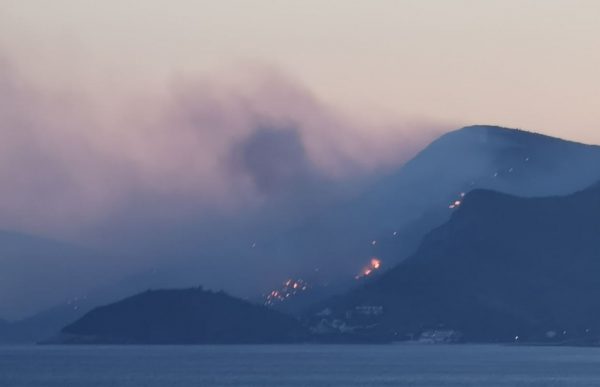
left=0, top=231, right=131, bottom=343
left=0, top=231, right=120, bottom=318
left=0, top=298, right=97, bottom=344
left=312, top=181, right=600, bottom=344
left=5, top=125, right=600, bottom=343
left=263, top=125, right=600, bottom=310
left=51, top=287, right=307, bottom=344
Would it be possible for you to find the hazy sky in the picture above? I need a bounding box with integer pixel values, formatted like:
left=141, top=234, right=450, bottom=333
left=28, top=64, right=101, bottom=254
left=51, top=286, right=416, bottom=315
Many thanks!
left=1, top=0, right=600, bottom=319
left=1, top=0, right=599, bottom=141
left=0, top=0, right=598, bottom=236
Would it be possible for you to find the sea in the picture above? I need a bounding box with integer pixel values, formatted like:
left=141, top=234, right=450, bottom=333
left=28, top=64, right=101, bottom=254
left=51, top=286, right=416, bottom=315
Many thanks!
left=2, top=344, right=600, bottom=386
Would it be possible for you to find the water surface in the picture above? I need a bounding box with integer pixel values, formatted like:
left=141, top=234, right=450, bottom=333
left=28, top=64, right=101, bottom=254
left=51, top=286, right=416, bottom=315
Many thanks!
left=2, top=344, right=600, bottom=386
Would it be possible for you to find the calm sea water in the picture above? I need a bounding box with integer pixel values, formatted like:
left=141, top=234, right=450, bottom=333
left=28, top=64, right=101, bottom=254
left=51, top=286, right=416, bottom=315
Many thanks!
left=2, top=344, right=600, bottom=386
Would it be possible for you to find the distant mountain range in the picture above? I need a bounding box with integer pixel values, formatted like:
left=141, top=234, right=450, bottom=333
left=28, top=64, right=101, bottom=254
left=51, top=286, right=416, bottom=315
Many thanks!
left=266, top=125, right=600, bottom=312
left=0, top=231, right=104, bottom=318
left=5, top=125, right=600, bottom=345
left=311, top=180, right=600, bottom=344
left=260, top=126, right=600, bottom=279
left=0, top=298, right=96, bottom=344
left=55, top=177, right=600, bottom=345
left=50, top=287, right=307, bottom=344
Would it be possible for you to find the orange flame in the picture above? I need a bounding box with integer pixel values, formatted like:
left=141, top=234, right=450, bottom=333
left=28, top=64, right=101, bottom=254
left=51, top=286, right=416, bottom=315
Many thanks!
left=264, top=278, right=310, bottom=306
left=356, top=257, right=382, bottom=279
left=371, top=258, right=381, bottom=269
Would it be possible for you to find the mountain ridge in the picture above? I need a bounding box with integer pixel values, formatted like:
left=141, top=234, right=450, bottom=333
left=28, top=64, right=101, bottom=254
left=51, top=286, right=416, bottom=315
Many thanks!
left=6, top=124, right=600, bottom=343
left=260, top=125, right=600, bottom=313
left=310, top=179, right=600, bottom=343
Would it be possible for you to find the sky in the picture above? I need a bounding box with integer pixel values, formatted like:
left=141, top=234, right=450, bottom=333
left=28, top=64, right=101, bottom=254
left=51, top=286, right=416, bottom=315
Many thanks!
left=0, top=2, right=598, bottom=233
left=1, top=0, right=599, bottom=140
left=0, top=1, right=600, bottom=318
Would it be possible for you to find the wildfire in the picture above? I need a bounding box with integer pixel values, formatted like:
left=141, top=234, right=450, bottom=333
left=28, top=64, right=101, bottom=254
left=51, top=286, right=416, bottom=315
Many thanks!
left=264, top=278, right=310, bottom=306
left=448, top=200, right=461, bottom=209
left=448, top=192, right=466, bottom=209
left=355, top=258, right=382, bottom=280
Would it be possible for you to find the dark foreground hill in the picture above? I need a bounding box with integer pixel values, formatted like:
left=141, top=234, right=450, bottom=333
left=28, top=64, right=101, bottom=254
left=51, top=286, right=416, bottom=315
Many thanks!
left=52, top=287, right=307, bottom=344
left=310, top=181, right=600, bottom=344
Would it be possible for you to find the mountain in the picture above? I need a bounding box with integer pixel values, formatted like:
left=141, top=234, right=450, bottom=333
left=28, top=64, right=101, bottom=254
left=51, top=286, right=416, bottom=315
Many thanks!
left=310, top=181, right=600, bottom=344
left=5, top=125, right=600, bottom=342
left=0, top=298, right=97, bottom=344
left=51, top=287, right=307, bottom=344
left=0, top=266, right=211, bottom=344
left=0, top=230, right=120, bottom=320
left=0, top=228, right=134, bottom=344
left=258, top=125, right=600, bottom=309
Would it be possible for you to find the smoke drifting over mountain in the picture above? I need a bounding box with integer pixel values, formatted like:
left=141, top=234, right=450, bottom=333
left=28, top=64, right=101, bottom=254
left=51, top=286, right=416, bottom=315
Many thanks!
left=0, top=51, right=450, bottom=319
left=1, top=1, right=599, bottom=326
left=0, top=54, right=441, bottom=243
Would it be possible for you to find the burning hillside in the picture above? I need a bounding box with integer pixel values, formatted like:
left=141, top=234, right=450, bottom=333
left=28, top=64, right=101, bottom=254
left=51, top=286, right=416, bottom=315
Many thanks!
left=264, top=278, right=310, bottom=306
left=355, top=258, right=382, bottom=280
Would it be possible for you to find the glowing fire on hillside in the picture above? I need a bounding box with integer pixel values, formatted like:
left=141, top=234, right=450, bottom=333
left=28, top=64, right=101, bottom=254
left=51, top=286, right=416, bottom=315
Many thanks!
left=355, top=258, right=382, bottom=280
left=264, top=278, right=310, bottom=306
left=449, top=192, right=466, bottom=209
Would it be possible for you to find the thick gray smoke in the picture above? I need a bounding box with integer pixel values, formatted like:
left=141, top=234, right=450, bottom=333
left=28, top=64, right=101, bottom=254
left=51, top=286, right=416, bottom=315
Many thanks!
left=0, top=54, right=446, bottom=319
left=0, top=56, right=441, bottom=241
